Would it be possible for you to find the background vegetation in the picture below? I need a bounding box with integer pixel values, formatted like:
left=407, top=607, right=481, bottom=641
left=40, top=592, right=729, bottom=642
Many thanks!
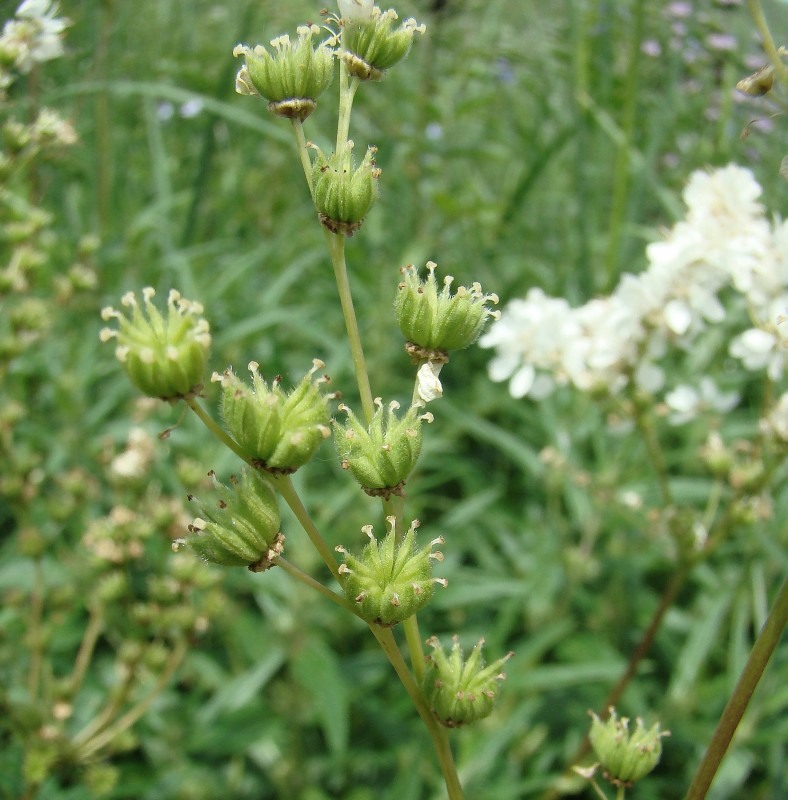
left=1, top=0, right=786, bottom=798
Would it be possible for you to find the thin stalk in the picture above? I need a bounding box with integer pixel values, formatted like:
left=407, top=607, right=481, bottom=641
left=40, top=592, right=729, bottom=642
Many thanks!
left=631, top=397, right=673, bottom=507
left=403, top=615, right=427, bottom=683
left=684, top=579, right=788, bottom=800
left=291, top=119, right=315, bottom=200
left=274, top=475, right=341, bottom=580
left=72, top=661, right=139, bottom=746
left=68, top=605, right=104, bottom=696
left=77, top=638, right=189, bottom=760
left=277, top=556, right=356, bottom=614
left=186, top=396, right=250, bottom=464
left=335, top=63, right=360, bottom=154
left=371, top=627, right=464, bottom=800
left=27, top=558, right=44, bottom=699
left=325, top=230, right=375, bottom=422
left=747, top=0, right=787, bottom=84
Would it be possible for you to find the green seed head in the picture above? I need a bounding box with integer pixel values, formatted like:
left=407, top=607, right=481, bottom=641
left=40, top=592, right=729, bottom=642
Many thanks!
left=233, top=25, right=336, bottom=121
left=217, top=359, right=333, bottom=474
left=334, top=398, right=432, bottom=498
left=336, top=516, right=446, bottom=626
left=175, top=469, right=283, bottom=572
left=423, top=636, right=512, bottom=728
left=311, top=141, right=380, bottom=235
left=588, top=708, right=670, bottom=786
left=100, top=288, right=211, bottom=401
left=395, top=262, right=500, bottom=360
left=340, top=7, right=425, bottom=81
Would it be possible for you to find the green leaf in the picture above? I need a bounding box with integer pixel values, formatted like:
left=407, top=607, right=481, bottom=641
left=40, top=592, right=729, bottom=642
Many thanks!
left=291, top=636, right=349, bottom=758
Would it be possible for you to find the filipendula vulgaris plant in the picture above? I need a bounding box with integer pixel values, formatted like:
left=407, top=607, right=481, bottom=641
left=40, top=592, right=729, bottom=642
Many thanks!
left=100, top=4, right=507, bottom=798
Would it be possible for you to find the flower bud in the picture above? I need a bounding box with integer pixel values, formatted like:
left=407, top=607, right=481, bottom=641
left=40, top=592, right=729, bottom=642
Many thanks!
left=175, top=469, right=283, bottom=572
left=233, top=25, right=335, bottom=121
left=395, top=262, right=500, bottom=361
left=340, top=8, right=425, bottom=81
left=336, top=517, right=446, bottom=626
left=422, top=636, right=512, bottom=728
left=588, top=708, right=669, bottom=786
left=311, top=141, right=380, bottom=235
left=736, top=64, right=775, bottom=97
left=100, top=288, right=211, bottom=401
left=334, top=398, right=432, bottom=498
left=216, top=359, right=333, bottom=474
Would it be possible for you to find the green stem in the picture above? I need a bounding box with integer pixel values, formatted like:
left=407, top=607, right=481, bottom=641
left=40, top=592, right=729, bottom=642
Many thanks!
left=27, top=558, right=44, bottom=700
left=336, top=63, right=360, bottom=154
left=684, top=579, right=788, bottom=800
left=68, top=605, right=104, bottom=696
left=277, top=556, right=358, bottom=614
left=325, top=230, right=375, bottom=423
left=631, top=395, right=673, bottom=507
left=76, top=638, right=188, bottom=760
left=186, top=396, right=250, bottom=464
left=291, top=119, right=315, bottom=200
left=371, top=627, right=464, bottom=800
left=747, top=0, right=788, bottom=85
left=274, top=475, right=341, bottom=580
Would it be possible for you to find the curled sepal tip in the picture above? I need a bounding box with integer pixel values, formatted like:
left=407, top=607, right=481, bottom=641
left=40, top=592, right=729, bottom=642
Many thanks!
left=336, top=516, right=446, bottom=626
left=100, top=287, right=211, bottom=401
left=334, top=397, right=432, bottom=498
left=174, top=469, right=283, bottom=572
left=216, top=359, right=333, bottom=474
left=422, top=635, right=513, bottom=728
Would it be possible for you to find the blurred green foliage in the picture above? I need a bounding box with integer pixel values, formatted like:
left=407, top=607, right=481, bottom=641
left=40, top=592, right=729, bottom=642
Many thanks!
left=1, top=0, right=786, bottom=798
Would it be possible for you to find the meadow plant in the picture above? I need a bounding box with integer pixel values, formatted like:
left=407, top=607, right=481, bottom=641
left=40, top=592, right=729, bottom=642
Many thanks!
left=2, top=0, right=780, bottom=797
left=99, top=3, right=510, bottom=796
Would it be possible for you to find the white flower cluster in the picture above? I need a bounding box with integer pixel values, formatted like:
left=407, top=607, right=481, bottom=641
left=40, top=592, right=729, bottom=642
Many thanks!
left=481, top=165, right=787, bottom=424
left=0, top=0, right=69, bottom=78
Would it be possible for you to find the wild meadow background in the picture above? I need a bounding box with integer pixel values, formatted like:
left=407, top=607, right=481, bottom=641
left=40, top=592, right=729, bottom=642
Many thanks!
left=1, top=0, right=786, bottom=798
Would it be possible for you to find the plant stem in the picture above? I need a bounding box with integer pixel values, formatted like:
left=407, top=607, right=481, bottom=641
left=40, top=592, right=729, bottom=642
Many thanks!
left=291, top=119, right=315, bottom=200
left=186, top=396, right=250, bottom=464
left=336, top=63, right=360, bottom=154
left=747, top=0, right=787, bottom=84
left=631, top=395, right=673, bottom=507
left=68, top=605, right=104, bottom=696
left=27, top=558, right=44, bottom=700
left=325, top=230, right=375, bottom=423
left=684, top=579, right=788, bottom=800
left=276, top=556, right=356, bottom=613
left=371, top=627, right=465, bottom=800
left=77, top=638, right=189, bottom=760
left=274, top=475, right=341, bottom=580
